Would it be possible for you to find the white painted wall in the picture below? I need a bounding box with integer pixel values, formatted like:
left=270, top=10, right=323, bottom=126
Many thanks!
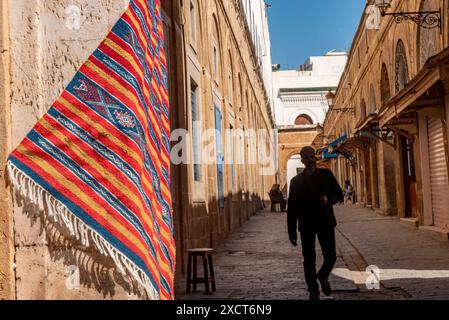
left=273, top=51, right=347, bottom=127
left=242, top=0, right=274, bottom=116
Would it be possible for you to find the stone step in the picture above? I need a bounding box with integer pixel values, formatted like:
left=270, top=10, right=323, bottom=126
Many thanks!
left=400, top=218, right=420, bottom=229
left=418, top=226, right=449, bottom=241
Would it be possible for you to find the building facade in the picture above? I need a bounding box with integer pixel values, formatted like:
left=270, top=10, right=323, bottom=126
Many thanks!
left=321, top=0, right=449, bottom=235
left=273, top=51, right=347, bottom=193
left=242, top=0, right=275, bottom=117
left=273, top=51, right=347, bottom=127
left=171, top=0, right=276, bottom=290
left=0, top=0, right=275, bottom=299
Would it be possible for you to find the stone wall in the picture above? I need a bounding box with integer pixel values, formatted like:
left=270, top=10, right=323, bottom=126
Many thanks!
left=323, top=0, right=449, bottom=218
left=172, top=0, right=276, bottom=288
left=8, top=0, right=141, bottom=300
left=0, top=0, right=14, bottom=300
left=0, top=0, right=276, bottom=299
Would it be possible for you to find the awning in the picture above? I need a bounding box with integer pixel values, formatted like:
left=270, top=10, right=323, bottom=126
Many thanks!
left=378, top=46, right=449, bottom=127
left=319, top=134, right=349, bottom=160
left=339, top=134, right=372, bottom=150
left=329, top=144, right=356, bottom=166
left=329, top=134, right=348, bottom=147
left=322, top=150, right=339, bottom=159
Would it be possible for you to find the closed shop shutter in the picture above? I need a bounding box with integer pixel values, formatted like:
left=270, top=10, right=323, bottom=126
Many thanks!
left=427, top=117, right=449, bottom=229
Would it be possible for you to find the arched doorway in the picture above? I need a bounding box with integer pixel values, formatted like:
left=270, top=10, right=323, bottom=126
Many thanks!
left=360, top=99, right=372, bottom=206
left=286, top=154, right=304, bottom=197
left=369, top=86, right=380, bottom=208
left=395, top=39, right=416, bottom=218
left=380, top=63, right=398, bottom=215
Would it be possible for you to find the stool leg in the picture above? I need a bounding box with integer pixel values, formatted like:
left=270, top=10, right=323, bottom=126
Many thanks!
left=193, top=255, right=198, bottom=292
left=208, top=254, right=216, bottom=292
left=202, top=254, right=211, bottom=295
left=186, top=254, right=192, bottom=294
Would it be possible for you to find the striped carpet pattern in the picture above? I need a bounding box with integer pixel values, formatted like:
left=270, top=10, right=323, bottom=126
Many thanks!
left=7, top=0, right=175, bottom=300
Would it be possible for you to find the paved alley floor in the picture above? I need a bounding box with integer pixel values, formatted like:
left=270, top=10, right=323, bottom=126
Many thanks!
left=176, top=205, right=449, bottom=300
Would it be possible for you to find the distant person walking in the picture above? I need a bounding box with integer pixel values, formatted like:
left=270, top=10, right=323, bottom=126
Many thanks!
left=287, top=146, right=344, bottom=300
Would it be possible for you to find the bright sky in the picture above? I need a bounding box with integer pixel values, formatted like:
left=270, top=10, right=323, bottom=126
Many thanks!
left=268, top=0, right=366, bottom=70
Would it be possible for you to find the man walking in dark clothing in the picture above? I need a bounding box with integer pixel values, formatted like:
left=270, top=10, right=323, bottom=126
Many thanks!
left=287, top=146, right=344, bottom=300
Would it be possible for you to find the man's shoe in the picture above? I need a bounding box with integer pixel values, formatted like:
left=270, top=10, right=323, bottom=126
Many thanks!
left=318, top=277, right=332, bottom=296
left=309, top=292, right=320, bottom=301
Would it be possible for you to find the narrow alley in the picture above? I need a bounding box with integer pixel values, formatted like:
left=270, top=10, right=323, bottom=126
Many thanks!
left=2, top=0, right=449, bottom=303
left=177, top=205, right=449, bottom=300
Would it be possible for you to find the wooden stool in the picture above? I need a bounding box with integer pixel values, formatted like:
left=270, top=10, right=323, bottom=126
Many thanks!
left=186, top=248, right=216, bottom=294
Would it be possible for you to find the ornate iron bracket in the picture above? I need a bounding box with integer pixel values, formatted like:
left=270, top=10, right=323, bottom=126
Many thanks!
left=366, top=125, right=397, bottom=149
left=384, top=10, right=441, bottom=30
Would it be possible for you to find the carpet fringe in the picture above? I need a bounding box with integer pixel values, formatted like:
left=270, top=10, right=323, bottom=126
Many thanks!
left=7, top=161, right=159, bottom=300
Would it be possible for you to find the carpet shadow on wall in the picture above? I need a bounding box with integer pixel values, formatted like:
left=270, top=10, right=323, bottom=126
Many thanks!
left=12, top=187, right=148, bottom=300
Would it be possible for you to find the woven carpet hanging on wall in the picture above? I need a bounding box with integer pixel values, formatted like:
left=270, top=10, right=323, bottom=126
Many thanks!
left=7, top=0, right=175, bottom=300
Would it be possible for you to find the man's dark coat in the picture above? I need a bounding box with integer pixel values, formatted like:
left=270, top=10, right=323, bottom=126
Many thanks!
left=287, top=168, right=344, bottom=241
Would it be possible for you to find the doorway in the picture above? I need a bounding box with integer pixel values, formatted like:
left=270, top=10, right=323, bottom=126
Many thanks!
left=372, top=143, right=380, bottom=209
left=400, top=135, right=417, bottom=218
left=286, top=154, right=304, bottom=197
left=364, top=150, right=373, bottom=207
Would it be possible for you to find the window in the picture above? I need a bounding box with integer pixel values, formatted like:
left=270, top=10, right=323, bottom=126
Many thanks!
left=212, top=15, right=220, bottom=85
left=360, top=100, right=367, bottom=122
left=417, top=0, right=440, bottom=69
left=191, top=80, right=201, bottom=181
left=189, top=0, right=196, bottom=46
left=238, top=75, right=244, bottom=109
left=369, top=85, right=377, bottom=114
left=215, top=106, right=225, bottom=208
left=228, top=52, right=234, bottom=103
left=228, top=71, right=233, bottom=102
left=213, top=44, right=219, bottom=83
left=240, top=128, right=245, bottom=191
left=230, top=124, right=236, bottom=193
left=381, top=64, right=391, bottom=105
left=294, top=114, right=313, bottom=126
left=395, top=40, right=409, bottom=93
